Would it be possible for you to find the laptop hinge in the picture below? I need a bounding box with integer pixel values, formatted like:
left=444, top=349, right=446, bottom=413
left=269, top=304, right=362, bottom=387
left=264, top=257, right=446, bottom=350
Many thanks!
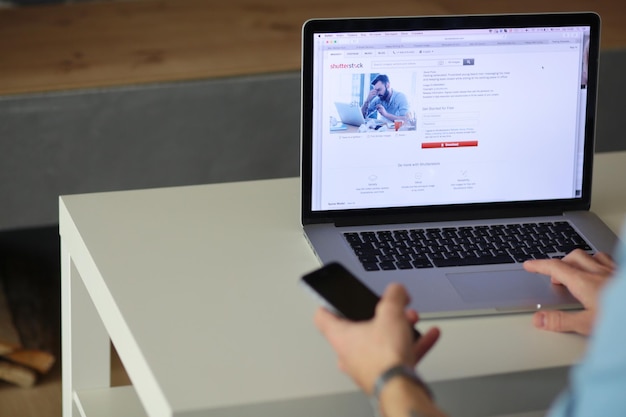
left=333, top=208, right=565, bottom=228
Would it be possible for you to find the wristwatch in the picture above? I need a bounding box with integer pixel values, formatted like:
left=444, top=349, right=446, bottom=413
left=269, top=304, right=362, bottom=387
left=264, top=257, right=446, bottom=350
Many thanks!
left=370, top=364, right=433, bottom=417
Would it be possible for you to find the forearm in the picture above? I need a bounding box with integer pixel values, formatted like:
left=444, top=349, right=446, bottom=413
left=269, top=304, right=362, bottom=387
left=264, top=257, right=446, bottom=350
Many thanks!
left=361, top=101, right=371, bottom=117
left=380, top=111, right=406, bottom=122
left=379, top=377, right=447, bottom=417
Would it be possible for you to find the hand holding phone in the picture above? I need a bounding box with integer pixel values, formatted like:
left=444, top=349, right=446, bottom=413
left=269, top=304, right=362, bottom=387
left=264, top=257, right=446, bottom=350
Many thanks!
left=301, top=262, right=421, bottom=340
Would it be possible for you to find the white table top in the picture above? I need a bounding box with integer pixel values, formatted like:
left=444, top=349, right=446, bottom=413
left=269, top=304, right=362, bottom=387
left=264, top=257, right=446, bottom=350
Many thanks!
left=59, top=151, right=626, bottom=416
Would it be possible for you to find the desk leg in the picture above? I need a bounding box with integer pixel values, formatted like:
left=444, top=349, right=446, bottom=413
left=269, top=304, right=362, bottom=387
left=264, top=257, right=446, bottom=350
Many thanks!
left=61, top=241, right=111, bottom=417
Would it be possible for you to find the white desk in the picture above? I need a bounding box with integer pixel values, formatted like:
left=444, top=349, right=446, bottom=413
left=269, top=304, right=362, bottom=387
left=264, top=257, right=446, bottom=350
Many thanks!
left=61, top=151, right=626, bottom=417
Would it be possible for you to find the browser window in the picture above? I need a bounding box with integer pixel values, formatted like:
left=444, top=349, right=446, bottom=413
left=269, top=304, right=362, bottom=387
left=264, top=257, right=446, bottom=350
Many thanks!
left=310, top=26, right=591, bottom=212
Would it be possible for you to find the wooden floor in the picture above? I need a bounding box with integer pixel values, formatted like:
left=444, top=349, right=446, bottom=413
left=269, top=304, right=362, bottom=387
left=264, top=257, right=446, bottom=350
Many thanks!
left=1, top=0, right=626, bottom=416
left=0, top=347, right=131, bottom=417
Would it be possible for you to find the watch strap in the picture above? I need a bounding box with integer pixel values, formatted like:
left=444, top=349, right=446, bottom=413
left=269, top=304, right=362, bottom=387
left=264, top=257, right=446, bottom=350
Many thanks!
left=370, top=364, right=433, bottom=416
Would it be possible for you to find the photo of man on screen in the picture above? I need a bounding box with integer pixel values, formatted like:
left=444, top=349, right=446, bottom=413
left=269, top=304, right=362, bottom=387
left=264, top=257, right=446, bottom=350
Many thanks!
left=360, top=74, right=410, bottom=123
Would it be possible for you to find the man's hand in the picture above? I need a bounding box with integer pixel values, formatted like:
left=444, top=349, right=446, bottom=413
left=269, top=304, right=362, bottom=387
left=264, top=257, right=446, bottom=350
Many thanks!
left=375, top=104, right=389, bottom=119
left=314, top=283, right=440, bottom=395
left=366, top=88, right=378, bottom=102
left=523, top=249, right=615, bottom=335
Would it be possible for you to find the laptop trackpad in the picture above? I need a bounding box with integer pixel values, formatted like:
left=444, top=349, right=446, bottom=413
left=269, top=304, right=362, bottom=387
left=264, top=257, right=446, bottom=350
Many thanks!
left=446, top=269, right=552, bottom=304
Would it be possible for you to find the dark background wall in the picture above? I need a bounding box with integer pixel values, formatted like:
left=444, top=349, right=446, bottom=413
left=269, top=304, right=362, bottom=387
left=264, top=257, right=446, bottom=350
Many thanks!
left=0, top=72, right=301, bottom=231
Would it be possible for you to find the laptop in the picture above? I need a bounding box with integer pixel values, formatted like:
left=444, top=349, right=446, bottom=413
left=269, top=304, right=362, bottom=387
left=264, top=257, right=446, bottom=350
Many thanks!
left=335, top=101, right=367, bottom=126
left=300, top=12, right=619, bottom=319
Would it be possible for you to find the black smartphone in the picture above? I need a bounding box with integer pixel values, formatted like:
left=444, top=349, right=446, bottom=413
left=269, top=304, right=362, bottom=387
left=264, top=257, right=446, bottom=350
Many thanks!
left=301, top=262, right=421, bottom=340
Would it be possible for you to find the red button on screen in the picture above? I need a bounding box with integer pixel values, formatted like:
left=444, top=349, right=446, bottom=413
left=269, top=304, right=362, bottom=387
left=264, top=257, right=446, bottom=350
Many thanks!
left=422, top=141, right=478, bottom=149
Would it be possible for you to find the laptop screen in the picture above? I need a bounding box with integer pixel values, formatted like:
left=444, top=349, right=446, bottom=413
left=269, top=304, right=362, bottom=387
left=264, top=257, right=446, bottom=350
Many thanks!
left=301, top=14, right=600, bottom=223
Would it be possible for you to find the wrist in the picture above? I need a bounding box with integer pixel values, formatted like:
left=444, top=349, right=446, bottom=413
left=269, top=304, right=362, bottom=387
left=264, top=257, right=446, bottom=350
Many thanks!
left=370, top=364, right=434, bottom=417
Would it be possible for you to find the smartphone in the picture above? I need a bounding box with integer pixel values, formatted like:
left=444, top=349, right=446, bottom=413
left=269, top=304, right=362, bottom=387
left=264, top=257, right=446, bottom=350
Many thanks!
left=301, top=262, right=421, bottom=340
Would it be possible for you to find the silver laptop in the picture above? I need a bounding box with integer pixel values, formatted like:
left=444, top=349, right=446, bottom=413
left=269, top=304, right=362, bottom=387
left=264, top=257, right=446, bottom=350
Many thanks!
left=334, top=102, right=367, bottom=126
left=335, top=101, right=388, bottom=128
left=300, top=13, right=619, bottom=319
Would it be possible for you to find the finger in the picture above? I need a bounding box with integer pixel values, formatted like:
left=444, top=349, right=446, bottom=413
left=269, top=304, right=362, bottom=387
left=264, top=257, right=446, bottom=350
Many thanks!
left=411, top=327, right=441, bottom=364
left=593, top=252, right=616, bottom=270
left=563, top=249, right=614, bottom=274
left=377, top=283, right=410, bottom=316
left=313, top=306, right=347, bottom=336
left=533, top=310, right=594, bottom=336
left=523, top=258, right=582, bottom=288
left=523, top=257, right=601, bottom=295
left=524, top=257, right=609, bottom=306
left=405, top=308, right=419, bottom=325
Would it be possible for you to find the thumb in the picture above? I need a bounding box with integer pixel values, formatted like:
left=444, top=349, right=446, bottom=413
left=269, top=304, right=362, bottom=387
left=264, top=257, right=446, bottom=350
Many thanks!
left=533, top=310, right=594, bottom=336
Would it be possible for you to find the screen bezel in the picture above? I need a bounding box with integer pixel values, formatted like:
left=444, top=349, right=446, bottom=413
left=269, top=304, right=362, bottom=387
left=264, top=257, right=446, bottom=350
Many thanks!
left=300, top=12, right=601, bottom=227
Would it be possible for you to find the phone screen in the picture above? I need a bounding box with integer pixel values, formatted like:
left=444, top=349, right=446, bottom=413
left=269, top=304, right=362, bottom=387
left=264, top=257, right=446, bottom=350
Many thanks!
left=302, top=262, right=380, bottom=321
left=301, top=262, right=421, bottom=340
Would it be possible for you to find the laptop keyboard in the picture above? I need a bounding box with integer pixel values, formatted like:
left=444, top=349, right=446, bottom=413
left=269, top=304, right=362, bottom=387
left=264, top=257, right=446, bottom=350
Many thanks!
left=344, top=221, right=593, bottom=271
